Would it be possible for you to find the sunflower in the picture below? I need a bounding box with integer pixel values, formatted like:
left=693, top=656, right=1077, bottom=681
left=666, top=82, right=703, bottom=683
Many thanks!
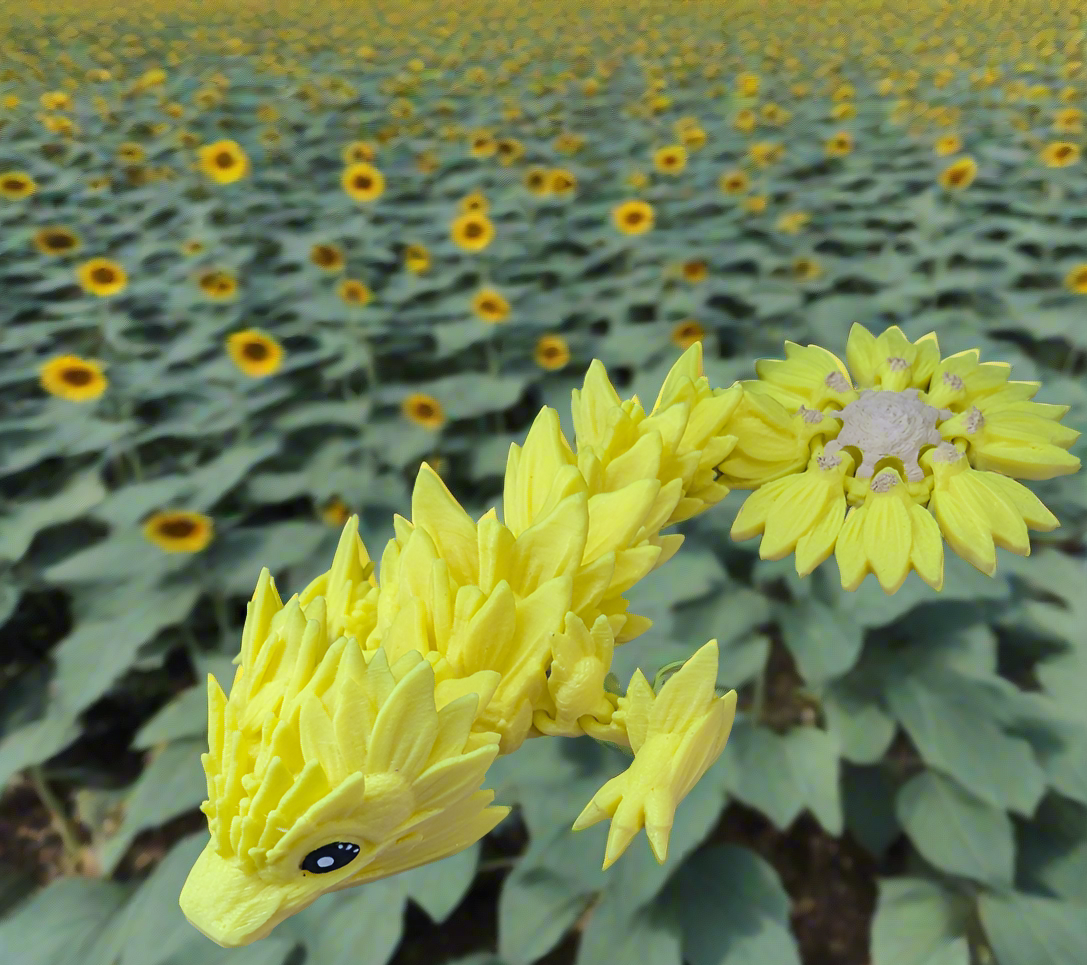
left=1066, top=263, right=1087, bottom=294
left=181, top=239, right=206, bottom=256
left=1053, top=108, right=1084, bottom=133
left=791, top=256, right=822, bottom=281
left=337, top=278, right=372, bottom=305
left=0, top=171, right=36, bottom=200
left=320, top=497, right=353, bottom=528
left=535, top=334, right=570, bottom=371
left=472, top=288, right=510, bottom=323
left=495, top=137, right=525, bottom=165
left=743, top=195, right=768, bottom=213
left=671, top=320, right=705, bottom=349
left=468, top=130, right=497, bottom=158
left=736, top=71, right=760, bottom=96
left=76, top=258, right=127, bottom=297
left=342, top=140, right=377, bottom=165
left=197, top=139, right=250, bottom=184
left=118, top=142, right=145, bottom=164
left=404, top=243, right=430, bottom=273
left=733, top=109, right=757, bottom=133
left=750, top=142, right=784, bottom=167
left=86, top=176, right=111, bottom=193
left=226, top=329, right=284, bottom=377
left=40, top=91, right=72, bottom=110
left=719, top=170, right=749, bottom=195
left=310, top=243, right=345, bottom=272
left=681, top=125, right=708, bottom=150
left=825, top=131, right=853, bottom=157
left=653, top=145, right=688, bottom=175
left=39, top=354, right=108, bottom=402
left=761, top=103, right=791, bottom=126
left=626, top=170, right=650, bottom=191
left=939, top=156, right=978, bottom=190
left=199, top=270, right=238, bottom=301
left=612, top=199, right=654, bottom=235
left=1040, top=141, right=1080, bottom=167
left=524, top=167, right=551, bottom=196
left=342, top=161, right=385, bottom=202
left=548, top=168, right=577, bottom=197
left=776, top=211, right=811, bottom=234
left=681, top=259, right=708, bottom=283
left=142, top=510, right=214, bottom=554
left=831, top=103, right=857, bottom=120
left=402, top=392, right=446, bottom=429
left=725, top=323, right=1081, bottom=593
left=33, top=226, right=81, bottom=256
left=450, top=212, right=494, bottom=252
left=460, top=191, right=489, bottom=214
left=935, top=133, right=963, bottom=156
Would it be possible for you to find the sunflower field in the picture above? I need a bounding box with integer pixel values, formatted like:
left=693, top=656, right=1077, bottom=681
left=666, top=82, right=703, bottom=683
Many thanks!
left=1, top=0, right=1087, bottom=962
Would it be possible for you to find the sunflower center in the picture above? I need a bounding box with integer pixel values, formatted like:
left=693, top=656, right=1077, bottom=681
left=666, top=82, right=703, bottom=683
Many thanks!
left=625, top=211, right=643, bottom=224
left=821, top=388, right=953, bottom=482
left=61, top=366, right=93, bottom=386
left=91, top=267, right=116, bottom=284
left=314, top=246, right=337, bottom=265
left=2, top=178, right=24, bottom=191
left=415, top=402, right=434, bottom=417
left=214, top=151, right=234, bottom=168
left=44, top=232, right=74, bottom=249
left=159, top=519, right=196, bottom=538
left=354, top=175, right=372, bottom=189
left=242, top=341, right=269, bottom=360
left=464, top=222, right=483, bottom=238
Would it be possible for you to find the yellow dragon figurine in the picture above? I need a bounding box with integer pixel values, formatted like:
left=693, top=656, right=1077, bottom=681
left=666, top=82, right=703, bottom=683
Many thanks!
left=180, top=325, right=1080, bottom=946
left=180, top=342, right=744, bottom=946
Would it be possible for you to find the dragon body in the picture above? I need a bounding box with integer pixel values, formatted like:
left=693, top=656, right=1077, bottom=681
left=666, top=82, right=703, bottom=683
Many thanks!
left=180, top=345, right=743, bottom=946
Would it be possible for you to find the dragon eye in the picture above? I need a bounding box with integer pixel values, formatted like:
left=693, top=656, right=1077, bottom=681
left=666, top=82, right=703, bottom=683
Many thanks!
left=300, top=842, right=361, bottom=874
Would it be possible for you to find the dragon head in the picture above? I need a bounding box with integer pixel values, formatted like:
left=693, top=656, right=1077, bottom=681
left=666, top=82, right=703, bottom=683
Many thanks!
left=179, top=557, right=509, bottom=947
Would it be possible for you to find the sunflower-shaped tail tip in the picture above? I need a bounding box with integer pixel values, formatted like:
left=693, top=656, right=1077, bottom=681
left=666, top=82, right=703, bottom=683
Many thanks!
left=571, top=640, right=736, bottom=870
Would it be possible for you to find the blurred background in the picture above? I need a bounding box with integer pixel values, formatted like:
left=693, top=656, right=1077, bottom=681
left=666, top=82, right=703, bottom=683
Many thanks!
left=1, top=1, right=1086, bottom=964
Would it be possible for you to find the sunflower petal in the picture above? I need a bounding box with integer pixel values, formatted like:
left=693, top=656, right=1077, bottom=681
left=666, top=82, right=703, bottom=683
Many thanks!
left=951, top=474, right=1030, bottom=556
left=973, top=473, right=1060, bottom=532
left=930, top=489, right=997, bottom=576
left=845, top=323, right=881, bottom=387
left=834, top=506, right=869, bottom=591
left=730, top=475, right=799, bottom=541
left=795, top=490, right=847, bottom=577
left=760, top=474, right=834, bottom=560
left=909, top=506, right=945, bottom=591
left=971, top=440, right=1081, bottom=481
left=862, top=489, right=913, bottom=593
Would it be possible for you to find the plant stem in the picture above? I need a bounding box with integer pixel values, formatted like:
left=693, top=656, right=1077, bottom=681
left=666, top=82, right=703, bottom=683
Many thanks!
left=27, top=766, right=83, bottom=869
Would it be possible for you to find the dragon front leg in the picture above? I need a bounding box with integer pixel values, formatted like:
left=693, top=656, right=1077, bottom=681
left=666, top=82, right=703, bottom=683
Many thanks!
left=532, top=614, right=737, bottom=871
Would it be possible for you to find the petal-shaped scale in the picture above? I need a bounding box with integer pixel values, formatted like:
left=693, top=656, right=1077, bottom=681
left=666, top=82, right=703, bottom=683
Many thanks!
left=930, top=487, right=998, bottom=576
left=411, top=466, right=480, bottom=589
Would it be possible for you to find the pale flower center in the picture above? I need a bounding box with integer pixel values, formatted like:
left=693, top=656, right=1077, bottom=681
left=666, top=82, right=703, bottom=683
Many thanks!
left=821, top=388, right=953, bottom=482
